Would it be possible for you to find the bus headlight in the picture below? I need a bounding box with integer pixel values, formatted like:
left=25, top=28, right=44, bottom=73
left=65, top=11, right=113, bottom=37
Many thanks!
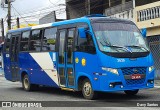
left=149, top=66, right=154, bottom=73
left=102, top=67, right=119, bottom=75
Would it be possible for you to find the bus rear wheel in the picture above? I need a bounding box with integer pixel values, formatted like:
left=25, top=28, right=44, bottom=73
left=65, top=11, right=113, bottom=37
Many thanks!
left=124, top=89, right=139, bottom=96
left=22, top=74, right=38, bottom=91
left=82, top=78, right=98, bottom=100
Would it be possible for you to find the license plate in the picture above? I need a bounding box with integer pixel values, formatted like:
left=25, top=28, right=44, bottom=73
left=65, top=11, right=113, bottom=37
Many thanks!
left=131, top=74, right=141, bottom=79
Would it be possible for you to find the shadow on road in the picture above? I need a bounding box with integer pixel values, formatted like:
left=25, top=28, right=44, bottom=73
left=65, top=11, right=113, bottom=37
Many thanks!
left=13, top=86, right=151, bottom=101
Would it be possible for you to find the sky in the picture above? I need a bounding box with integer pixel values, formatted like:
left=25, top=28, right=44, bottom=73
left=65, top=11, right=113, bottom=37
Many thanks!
left=0, top=0, right=65, bottom=18
left=0, top=0, right=66, bottom=34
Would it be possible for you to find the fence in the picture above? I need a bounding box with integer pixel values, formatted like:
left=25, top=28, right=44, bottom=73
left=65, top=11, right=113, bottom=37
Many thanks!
left=147, top=35, right=160, bottom=79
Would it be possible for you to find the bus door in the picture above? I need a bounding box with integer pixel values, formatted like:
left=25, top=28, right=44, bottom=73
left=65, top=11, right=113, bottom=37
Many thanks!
left=58, top=28, right=76, bottom=88
left=10, top=34, right=20, bottom=81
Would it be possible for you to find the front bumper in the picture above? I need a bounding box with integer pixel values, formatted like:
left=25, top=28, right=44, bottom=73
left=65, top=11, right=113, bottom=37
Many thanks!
left=92, top=68, right=155, bottom=92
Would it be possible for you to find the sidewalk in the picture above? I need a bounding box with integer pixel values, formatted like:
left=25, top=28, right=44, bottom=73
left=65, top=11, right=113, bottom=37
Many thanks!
left=155, top=80, right=160, bottom=88
left=0, top=68, right=4, bottom=76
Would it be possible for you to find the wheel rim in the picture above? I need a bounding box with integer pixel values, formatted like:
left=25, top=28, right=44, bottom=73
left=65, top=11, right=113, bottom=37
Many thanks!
left=83, top=82, right=92, bottom=96
left=24, top=78, right=29, bottom=89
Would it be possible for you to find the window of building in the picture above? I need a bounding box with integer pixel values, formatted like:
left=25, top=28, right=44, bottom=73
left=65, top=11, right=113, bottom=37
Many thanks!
left=155, top=7, right=159, bottom=18
left=152, top=8, right=156, bottom=19
left=148, top=9, right=150, bottom=19
left=42, top=28, right=57, bottom=51
left=20, top=31, right=30, bottom=51
left=158, top=7, right=160, bottom=17
left=29, top=30, right=42, bottom=51
left=139, top=11, right=142, bottom=21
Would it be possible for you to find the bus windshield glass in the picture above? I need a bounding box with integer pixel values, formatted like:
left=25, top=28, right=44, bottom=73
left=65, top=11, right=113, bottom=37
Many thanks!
left=92, top=22, right=149, bottom=53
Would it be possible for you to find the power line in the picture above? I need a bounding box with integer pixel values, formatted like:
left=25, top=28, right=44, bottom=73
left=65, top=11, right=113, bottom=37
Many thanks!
left=11, top=8, right=66, bottom=20
left=11, top=4, right=31, bottom=26
left=49, top=0, right=63, bottom=6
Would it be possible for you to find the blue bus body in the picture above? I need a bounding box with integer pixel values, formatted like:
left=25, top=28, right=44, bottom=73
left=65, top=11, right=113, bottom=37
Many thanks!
left=2, top=15, right=155, bottom=99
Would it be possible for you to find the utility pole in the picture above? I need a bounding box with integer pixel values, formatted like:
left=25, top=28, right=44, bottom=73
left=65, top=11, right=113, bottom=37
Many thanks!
left=53, top=11, right=57, bottom=22
left=7, top=0, right=11, bottom=30
left=1, top=19, right=5, bottom=41
left=16, top=17, right=20, bottom=28
left=85, top=0, right=90, bottom=15
left=87, top=0, right=90, bottom=15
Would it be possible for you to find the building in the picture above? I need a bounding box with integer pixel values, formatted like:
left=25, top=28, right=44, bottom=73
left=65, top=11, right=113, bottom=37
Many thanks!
left=66, top=0, right=160, bottom=78
left=39, top=11, right=56, bottom=24
left=135, top=1, right=160, bottom=78
left=39, top=11, right=65, bottom=24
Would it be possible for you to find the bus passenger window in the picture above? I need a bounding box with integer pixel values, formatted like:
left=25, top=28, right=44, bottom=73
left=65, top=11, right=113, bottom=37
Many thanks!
left=67, top=29, right=75, bottom=64
left=29, top=30, right=42, bottom=51
left=20, top=31, right=30, bottom=51
left=4, top=34, right=11, bottom=52
left=59, top=30, right=66, bottom=64
left=6, top=34, right=11, bottom=43
left=77, top=33, right=96, bottom=53
left=42, top=28, right=57, bottom=51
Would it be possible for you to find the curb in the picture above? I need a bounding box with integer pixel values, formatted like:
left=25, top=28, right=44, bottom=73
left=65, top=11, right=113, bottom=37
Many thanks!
left=154, top=86, right=160, bottom=88
left=0, top=69, right=4, bottom=76
left=0, top=73, right=4, bottom=77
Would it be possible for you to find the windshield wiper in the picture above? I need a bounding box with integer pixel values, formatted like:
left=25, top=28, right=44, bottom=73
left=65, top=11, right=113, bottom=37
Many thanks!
left=125, top=45, right=149, bottom=51
left=100, top=42, right=132, bottom=53
left=110, top=45, right=132, bottom=53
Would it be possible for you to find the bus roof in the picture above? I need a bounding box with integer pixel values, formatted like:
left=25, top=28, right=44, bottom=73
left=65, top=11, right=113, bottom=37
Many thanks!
left=7, top=15, right=133, bottom=34
left=8, top=27, right=31, bottom=34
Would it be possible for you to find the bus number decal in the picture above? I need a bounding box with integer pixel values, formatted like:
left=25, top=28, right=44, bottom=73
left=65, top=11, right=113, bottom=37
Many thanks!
left=117, top=59, right=125, bottom=62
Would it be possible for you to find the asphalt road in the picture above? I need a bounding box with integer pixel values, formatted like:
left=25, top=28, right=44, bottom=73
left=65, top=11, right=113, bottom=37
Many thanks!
left=0, top=75, right=160, bottom=110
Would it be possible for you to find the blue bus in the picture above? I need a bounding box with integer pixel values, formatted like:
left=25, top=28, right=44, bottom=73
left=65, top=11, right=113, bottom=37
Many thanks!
left=2, top=15, right=155, bottom=99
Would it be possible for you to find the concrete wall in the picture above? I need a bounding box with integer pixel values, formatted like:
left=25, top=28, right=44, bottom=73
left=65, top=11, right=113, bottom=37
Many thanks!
left=39, top=11, right=56, bottom=24
left=66, top=0, right=86, bottom=19
left=106, top=9, right=134, bottom=22
left=66, top=0, right=104, bottom=19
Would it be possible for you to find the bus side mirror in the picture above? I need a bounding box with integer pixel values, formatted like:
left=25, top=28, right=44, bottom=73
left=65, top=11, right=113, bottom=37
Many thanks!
left=78, top=28, right=86, bottom=38
left=141, top=28, right=147, bottom=38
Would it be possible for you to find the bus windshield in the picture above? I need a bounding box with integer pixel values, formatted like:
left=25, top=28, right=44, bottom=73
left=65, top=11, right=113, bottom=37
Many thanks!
left=92, top=22, right=149, bottom=53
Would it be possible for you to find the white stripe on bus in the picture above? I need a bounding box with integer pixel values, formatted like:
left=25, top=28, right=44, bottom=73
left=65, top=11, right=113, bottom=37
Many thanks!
left=31, top=23, right=53, bottom=29
left=30, top=52, right=59, bottom=86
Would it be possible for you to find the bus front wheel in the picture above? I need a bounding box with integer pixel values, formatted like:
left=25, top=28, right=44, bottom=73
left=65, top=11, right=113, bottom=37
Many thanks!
left=124, top=89, right=139, bottom=96
left=22, top=74, right=38, bottom=91
left=82, top=78, right=98, bottom=100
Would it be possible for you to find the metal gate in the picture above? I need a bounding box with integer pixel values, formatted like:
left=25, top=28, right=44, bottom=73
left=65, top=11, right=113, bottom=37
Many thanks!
left=147, top=36, right=160, bottom=79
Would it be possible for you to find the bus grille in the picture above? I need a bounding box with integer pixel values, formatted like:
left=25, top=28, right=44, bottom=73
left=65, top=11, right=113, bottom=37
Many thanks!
left=121, top=67, right=147, bottom=85
left=125, top=78, right=145, bottom=85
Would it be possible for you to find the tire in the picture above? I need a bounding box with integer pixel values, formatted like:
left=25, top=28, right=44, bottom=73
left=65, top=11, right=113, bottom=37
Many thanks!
left=82, top=78, right=98, bottom=100
left=124, top=89, right=139, bottom=96
left=22, top=74, right=38, bottom=91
